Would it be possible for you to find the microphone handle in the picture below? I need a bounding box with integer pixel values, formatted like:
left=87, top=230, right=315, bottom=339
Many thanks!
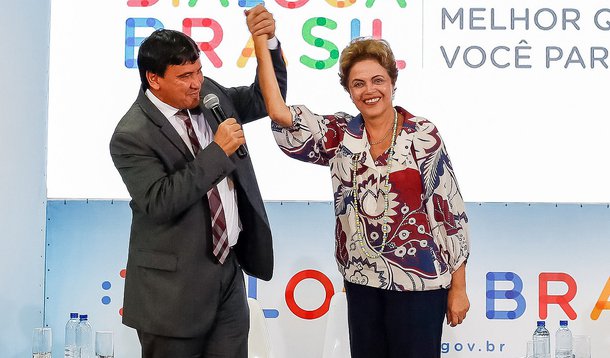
left=210, top=105, right=248, bottom=158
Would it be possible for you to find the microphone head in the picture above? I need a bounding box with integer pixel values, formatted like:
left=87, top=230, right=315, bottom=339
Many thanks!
left=203, top=94, right=220, bottom=109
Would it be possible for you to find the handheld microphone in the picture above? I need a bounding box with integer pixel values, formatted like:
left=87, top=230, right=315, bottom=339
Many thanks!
left=203, top=94, right=248, bottom=158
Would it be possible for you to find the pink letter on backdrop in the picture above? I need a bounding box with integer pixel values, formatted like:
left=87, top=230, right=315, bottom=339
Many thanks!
left=127, top=0, right=159, bottom=7
left=275, top=0, right=309, bottom=9
left=183, top=18, right=224, bottom=68
left=539, top=272, right=577, bottom=319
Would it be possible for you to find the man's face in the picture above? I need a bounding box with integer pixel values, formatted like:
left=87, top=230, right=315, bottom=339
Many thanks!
left=147, top=58, right=204, bottom=109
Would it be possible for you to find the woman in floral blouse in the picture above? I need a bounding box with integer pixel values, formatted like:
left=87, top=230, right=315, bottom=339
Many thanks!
left=248, top=11, right=470, bottom=357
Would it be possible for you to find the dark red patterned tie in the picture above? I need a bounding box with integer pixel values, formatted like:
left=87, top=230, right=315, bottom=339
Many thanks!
left=176, top=110, right=201, bottom=155
left=176, top=110, right=230, bottom=264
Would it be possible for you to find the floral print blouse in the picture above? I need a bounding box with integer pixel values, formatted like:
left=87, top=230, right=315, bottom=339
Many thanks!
left=272, top=105, right=469, bottom=291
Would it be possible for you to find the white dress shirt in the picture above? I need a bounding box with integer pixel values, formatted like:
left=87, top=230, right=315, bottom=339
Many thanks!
left=145, top=90, right=242, bottom=247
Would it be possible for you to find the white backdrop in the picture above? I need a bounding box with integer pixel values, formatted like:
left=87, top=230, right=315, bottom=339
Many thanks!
left=47, top=0, right=610, bottom=203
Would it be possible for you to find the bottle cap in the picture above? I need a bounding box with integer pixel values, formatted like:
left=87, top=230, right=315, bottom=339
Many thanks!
left=80, top=314, right=88, bottom=321
left=560, top=320, right=568, bottom=326
left=70, top=312, right=79, bottom=319
left=537, top=320, right=545, bottom=326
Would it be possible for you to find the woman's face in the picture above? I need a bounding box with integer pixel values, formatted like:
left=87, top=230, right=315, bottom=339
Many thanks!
left=347, top=59, right=394, bottom=120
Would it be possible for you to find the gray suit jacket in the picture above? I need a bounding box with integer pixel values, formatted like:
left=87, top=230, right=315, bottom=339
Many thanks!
left=109, top=48, right=287, bottom=337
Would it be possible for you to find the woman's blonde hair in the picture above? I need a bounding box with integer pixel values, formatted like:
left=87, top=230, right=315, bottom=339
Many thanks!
left=338, top=38, right=398, bottom=91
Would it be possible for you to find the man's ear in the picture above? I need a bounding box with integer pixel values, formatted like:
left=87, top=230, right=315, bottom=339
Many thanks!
left=146, top=71, right=160, bottom=90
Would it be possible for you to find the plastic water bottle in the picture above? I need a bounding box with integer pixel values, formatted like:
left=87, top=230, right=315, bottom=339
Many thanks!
left=64, top=312, right=79, bottom=358
left=555, top=320, right=573, bottom=358
left=532, top=320, right=550, bottom=358
left=76, top=314, right=93, bottom=358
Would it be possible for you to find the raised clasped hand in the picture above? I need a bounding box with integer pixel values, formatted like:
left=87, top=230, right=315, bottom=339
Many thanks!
left=244, top=4, right=275, bottom=39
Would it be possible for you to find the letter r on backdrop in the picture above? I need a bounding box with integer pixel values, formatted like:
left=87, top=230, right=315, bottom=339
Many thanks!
left=539, top=272, right=577, bottom=320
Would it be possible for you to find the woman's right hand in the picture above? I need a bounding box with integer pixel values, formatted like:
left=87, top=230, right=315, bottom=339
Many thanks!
left=245, top=5, right=293, bottom=127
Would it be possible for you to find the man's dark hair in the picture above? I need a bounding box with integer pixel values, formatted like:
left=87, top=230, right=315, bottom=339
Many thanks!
left=137, top=29, right=201, bottom=90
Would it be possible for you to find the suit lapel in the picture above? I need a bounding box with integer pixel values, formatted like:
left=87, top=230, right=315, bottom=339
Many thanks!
left=201, top=106, right=219, bottom=134
left=200, top=81, right=224, bottom=134
left=136, top=89, right=192, bottom=159
left=198, top=82, right=268, bottom=221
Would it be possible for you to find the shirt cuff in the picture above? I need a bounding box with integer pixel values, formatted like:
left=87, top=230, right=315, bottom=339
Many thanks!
left=267, top=36, right=279, bottom=50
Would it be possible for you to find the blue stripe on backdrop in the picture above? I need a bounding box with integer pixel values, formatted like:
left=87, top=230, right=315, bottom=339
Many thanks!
left=44, top=201, right=610, bottom=358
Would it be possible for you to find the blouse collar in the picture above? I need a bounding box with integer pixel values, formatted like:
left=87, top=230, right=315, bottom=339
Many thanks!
left=342, top=106, right=416, bottom=153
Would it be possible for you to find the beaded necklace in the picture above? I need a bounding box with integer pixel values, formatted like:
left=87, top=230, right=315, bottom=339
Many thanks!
left=352, top=108, right=398, bottom=259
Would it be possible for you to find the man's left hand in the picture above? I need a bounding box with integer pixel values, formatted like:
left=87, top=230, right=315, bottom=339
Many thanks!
left=245, top=4, right=276, bottom=40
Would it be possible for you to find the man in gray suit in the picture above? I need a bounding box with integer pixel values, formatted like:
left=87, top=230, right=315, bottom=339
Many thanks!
left=109, top=6, right=286, bottom=357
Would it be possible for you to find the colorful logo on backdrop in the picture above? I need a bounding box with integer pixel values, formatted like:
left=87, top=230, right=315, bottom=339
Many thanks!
left=98, top=268, right=610, bottom=321
left=100, top=269, right=127, bottom=316
left=97, top=268, right=334, bottom=319
left=486, top=271, right=610, bottom=321
left=124, top=0, right=407, bottom=70
left=252, top=269, right=610, bottom=322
